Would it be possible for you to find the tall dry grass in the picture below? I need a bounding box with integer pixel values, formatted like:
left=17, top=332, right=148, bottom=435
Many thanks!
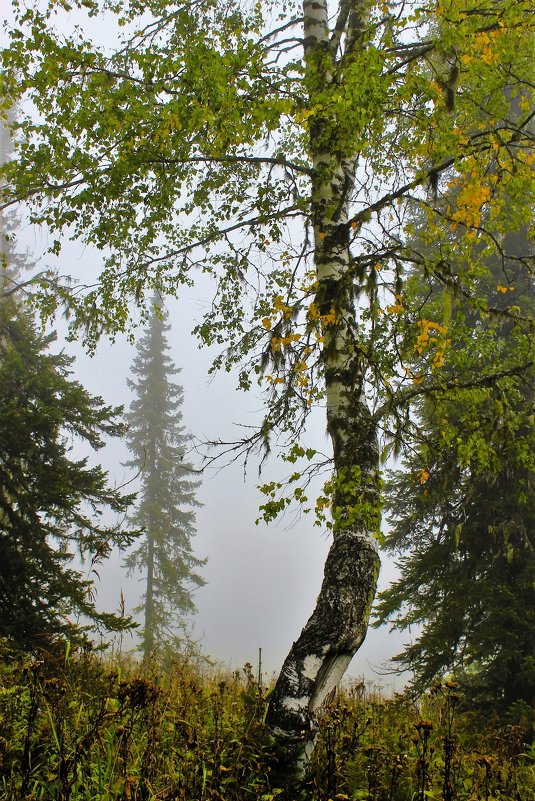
left=0, top=644, right=533, bottom=800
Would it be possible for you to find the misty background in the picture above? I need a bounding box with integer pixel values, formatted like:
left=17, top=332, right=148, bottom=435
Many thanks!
left=2, top=4, right=412, bottom=690
left=34, top=235, right=410, bottom=690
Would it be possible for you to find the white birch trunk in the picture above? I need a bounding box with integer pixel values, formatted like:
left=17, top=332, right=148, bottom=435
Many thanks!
left=266, top=0, right=381, bottom=780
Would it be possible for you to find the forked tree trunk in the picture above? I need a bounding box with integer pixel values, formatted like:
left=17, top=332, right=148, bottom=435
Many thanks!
left=266, top=0, right=381, bottom=780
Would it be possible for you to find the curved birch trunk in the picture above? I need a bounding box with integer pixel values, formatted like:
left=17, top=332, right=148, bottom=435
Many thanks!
left=266, top=0, right=381, bottom=780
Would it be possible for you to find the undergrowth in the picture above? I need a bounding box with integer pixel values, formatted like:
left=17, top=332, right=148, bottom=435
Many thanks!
left=0, top=645, right=533, bottom=801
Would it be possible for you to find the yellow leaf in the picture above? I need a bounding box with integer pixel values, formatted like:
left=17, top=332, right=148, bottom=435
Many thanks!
left=308, top=302, right=319, bottom=321
left=262, top=317, right=272, bottom=330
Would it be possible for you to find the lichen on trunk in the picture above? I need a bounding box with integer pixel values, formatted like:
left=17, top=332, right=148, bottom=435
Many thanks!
left=266, top=401, right=381, bottom=780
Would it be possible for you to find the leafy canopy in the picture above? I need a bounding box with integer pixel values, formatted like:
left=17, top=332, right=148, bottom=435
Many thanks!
left=1, top=0, right=534, bottom=502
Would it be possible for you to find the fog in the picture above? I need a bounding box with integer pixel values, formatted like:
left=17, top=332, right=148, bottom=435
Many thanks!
left=2, top=155, right=413, bottom=691
left=54, top=271, right=411, bottom=690
left=1, top=3, right=413, bottom=691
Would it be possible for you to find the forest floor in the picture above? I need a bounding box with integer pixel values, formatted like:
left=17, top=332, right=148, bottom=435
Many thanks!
left=0, top=645, right=533, bottom=800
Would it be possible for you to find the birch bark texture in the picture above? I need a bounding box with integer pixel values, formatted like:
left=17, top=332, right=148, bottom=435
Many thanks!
left=265, top=0, right=381, bottom=770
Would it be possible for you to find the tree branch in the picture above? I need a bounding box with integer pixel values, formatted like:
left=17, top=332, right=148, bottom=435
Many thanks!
left=149, top=154, right=313, bottom=177
left=373, top=362, right=534, bottom=424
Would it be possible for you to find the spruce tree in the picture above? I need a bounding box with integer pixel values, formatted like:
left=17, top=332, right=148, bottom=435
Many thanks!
left=377, top=438, right=535, bottom=719
left=375, top=216, right=535, bottom=722
left=124, top=301, right=205, bottom=658
left=0, top=116, right=137, bottom=652
left=0, top=297, right=138, bottom=651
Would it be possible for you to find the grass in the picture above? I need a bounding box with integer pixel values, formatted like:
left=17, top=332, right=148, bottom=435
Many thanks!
left=0, top=644, right=533, bottom=801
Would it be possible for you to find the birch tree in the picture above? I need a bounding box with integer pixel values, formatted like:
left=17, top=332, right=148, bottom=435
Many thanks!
left=1, top=0, right=534, bottom=773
